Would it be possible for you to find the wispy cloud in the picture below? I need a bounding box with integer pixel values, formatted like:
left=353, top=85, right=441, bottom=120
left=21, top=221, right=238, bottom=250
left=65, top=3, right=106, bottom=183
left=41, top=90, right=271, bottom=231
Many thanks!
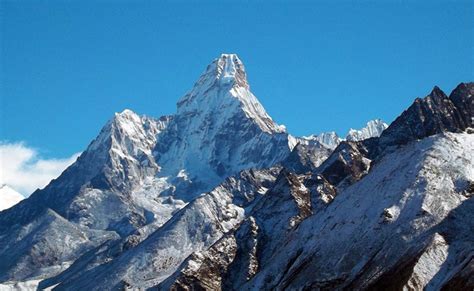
left=0, top=142, right=80, bottom=196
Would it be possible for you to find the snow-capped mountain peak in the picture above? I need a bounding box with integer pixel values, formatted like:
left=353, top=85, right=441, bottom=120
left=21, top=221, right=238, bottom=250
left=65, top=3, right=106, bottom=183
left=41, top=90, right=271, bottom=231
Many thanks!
left=301, top=131, right=342, bottom=150
left=176, top=54, right=285, bottom=135
left=298, top=119, right=387, bottom=151
left=346, top=119, right=388, bottom=141
left=178, top=54, right=247, bottom=105
left=88, top=109, right=168, bottom=158
left=215, top=53, right=248, bottom=88
left=115, top=108, right=141, bottom=122
left=154, top=54, right=291, bottom=190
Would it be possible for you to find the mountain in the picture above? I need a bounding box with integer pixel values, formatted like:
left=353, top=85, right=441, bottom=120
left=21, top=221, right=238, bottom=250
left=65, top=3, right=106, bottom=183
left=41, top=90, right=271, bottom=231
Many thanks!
left=346, top=119, right=388, bottom=141
left=378, top=85, right=473, bottom=148
left=287, top=119, right=388, bottom=175
left=154, top=54, right=290, bottom=193
left=0, top=53, right=472, bottom=291
left=0, top=185, right=24, bottom=211
left=301, top=131, right=342, bottom=150
left=0, top=54, right=292, bottom=287
left=315, top=84, right=474, bottom=191
left=300, top=119, right=388, bottom=151
left=282, top=139, right=333, bottom=174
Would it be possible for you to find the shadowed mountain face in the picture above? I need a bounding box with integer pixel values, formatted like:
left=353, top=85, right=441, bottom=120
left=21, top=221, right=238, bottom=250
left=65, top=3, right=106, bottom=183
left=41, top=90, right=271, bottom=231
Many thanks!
left=0, top=55, right=472, bottom=291
left=378, top=84, right=473, bottom=148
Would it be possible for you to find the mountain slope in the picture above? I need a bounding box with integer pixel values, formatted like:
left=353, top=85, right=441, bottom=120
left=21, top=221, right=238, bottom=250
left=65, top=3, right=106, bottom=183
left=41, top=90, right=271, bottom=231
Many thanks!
left=246, top=132, right=473, bottom=290
left=0, top=209, right=118, bottom=282
left=166, top=132, right=473, bottom=291
left=316, top=83, right=474, bottom=191
left=49, top=168, right=281, bottom=290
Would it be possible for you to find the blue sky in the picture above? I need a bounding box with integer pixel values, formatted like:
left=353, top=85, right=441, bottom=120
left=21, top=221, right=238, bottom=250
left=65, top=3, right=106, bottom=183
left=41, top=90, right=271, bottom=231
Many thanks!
left=1, top=1, right=473, bottom=159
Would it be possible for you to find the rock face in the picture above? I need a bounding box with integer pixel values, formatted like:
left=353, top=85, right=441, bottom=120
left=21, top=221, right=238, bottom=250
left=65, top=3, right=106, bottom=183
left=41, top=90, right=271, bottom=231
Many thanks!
left=378, top=84, right=473, bottom=148
left=282, top=139, right=332, bottom=174
left=160, top=170, right=337, bottom=291
left=317, top=141, right=372, bottom=189
left=449, top=82, right=474, bottom=127
left=0, top=53, right=472, bottom=291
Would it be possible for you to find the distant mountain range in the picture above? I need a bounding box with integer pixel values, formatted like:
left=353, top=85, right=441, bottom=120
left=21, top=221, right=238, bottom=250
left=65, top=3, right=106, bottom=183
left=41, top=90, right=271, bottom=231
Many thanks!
left=298, top=119, right=388, bottom=150
left=0, top=54, right=472, bottom=291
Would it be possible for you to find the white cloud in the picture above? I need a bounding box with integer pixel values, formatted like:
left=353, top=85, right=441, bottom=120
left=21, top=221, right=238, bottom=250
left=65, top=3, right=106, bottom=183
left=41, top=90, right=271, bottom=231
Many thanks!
left=0, top=184, right=24, bottom=210
left=0, top=142, right=80, bottom=196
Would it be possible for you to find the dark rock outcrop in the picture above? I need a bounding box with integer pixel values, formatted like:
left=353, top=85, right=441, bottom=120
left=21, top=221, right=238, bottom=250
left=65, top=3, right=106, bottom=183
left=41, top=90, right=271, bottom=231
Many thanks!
left=378, top=84, right=473, bottom=149
left=317, top=141, right=371, bottom=189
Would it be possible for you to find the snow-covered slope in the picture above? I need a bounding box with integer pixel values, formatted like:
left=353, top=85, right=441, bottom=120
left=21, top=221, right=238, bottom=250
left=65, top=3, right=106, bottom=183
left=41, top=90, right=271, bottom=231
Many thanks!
left=245, top=132, right=474, bottom=290
left=0, top=185, right=24, bottom=211
left=47, top=168, right=281, bottom=290
left=165, top=132, right=474, bottom=291
left=0, top=209, right=118, bottom=283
